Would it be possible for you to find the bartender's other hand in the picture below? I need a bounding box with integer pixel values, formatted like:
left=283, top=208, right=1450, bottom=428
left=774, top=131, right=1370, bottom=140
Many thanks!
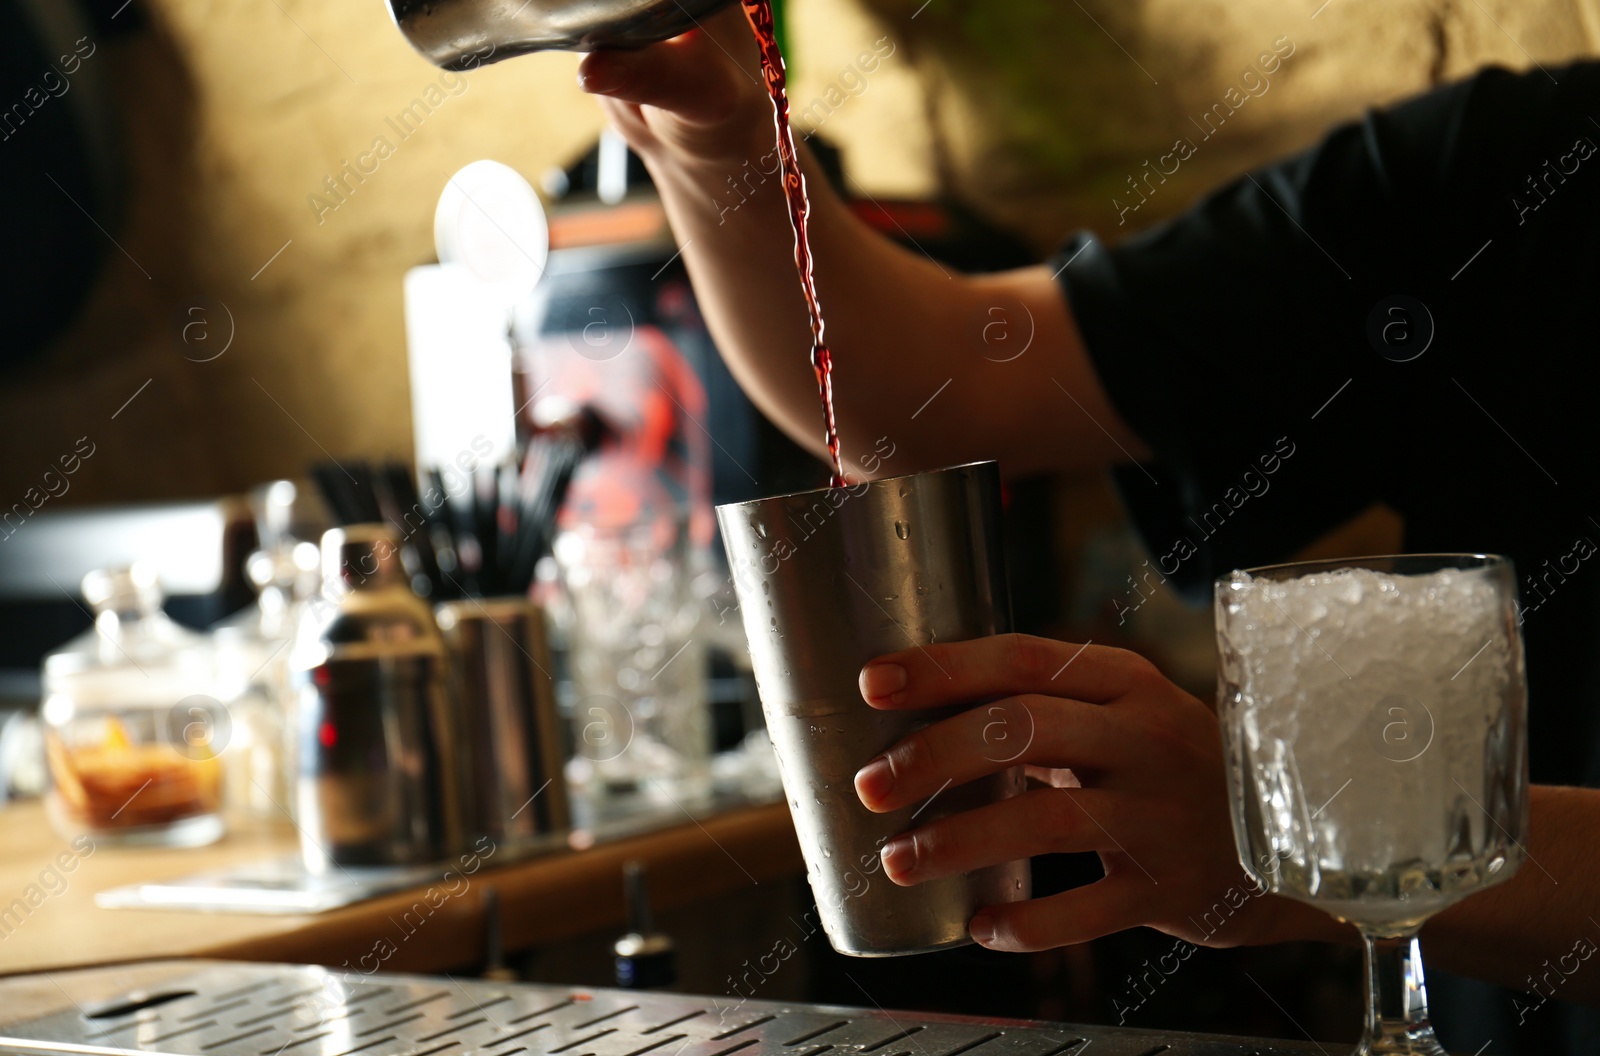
left=853, top=634, right=1344, bottom=953
left=576, top=6, right=772, bottom=165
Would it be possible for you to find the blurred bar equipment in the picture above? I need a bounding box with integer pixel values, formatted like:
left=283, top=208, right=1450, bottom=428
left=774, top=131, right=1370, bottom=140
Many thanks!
left=516, top=139, right=732, bottom=812
left=291, top=525, right=464, bottom=869
left=555, top=514, right=712, bottom=806
left=211, top=481, right=321, bottom=822
left=1, top=960, right=1333, bottom=1055
left=612, top=860, right=677, bottom=989
left=716, top=462, right=1030, bottom=956
left=0, top=499, right=256, bottom=711
left=436, top=598, right=572, bottom=847
left=40, top=564, right=225, bottom=847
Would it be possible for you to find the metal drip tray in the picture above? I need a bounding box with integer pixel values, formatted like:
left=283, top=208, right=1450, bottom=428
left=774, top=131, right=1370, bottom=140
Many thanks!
left=0, top=961, right=1326, bottom=1056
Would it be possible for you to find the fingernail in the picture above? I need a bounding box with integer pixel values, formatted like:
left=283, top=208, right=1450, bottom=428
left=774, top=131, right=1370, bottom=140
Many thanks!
left=969, top=914, right=996, bottom=945
left=880, top=835, right=916, bottom=881
left=577, top=57, right=628, bottom=94
left=855, top=756, right=894, bottom=806
left=859, top=662, right=907, bottom=703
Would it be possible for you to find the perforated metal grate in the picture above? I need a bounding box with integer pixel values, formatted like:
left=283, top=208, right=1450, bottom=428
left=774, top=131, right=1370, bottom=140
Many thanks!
left=0, top=962, right=1326, bottom=1056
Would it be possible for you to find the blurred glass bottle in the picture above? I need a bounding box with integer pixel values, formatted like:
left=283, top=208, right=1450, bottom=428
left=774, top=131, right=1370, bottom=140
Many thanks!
left=41, top=563, right=225, bottom=847
left=212, top=481, right=321, bottom=823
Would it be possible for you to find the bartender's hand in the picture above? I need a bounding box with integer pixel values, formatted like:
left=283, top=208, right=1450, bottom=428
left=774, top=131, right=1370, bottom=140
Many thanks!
left=575, top=7, right=773, bottom=165
left=854, top=634, right=1348, bottom=952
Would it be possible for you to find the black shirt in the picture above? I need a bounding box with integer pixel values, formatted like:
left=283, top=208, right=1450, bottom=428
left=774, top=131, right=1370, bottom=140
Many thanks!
left=1055, top=60, right=1600, bottom=1055
left=1057, top=59, right=1600, bottom=791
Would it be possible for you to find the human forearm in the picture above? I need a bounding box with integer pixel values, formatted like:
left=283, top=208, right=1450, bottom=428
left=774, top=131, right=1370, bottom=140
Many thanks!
left=1274, top=786, right=1600, bottom=1006
left=643, top=138, right=1056, bottom=475
left=1419, top=785, right=1600, bottom=1005
left=578, top=11, right=1145, bottom=479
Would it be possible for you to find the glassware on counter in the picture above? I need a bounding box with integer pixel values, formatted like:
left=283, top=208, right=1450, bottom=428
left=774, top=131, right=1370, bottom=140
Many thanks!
left=208, top=479, right=324, bottom=823
left=41, top=563, right=225, bottom=847
left=1215, top=554, right=1529, bottom=1056
left=0, top=710, right=47, bottom=802
left=211, top=534, right=321, bottom=823
left=555, top=514, right=711, bottom=807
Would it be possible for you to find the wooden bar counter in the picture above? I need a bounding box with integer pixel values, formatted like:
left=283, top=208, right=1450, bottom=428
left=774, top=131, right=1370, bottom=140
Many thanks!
left=0, top=800, right=802, bottom=977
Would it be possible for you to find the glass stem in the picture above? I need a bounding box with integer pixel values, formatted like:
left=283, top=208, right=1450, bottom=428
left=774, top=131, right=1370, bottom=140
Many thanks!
left=1360, top=926, right=1445, bottom=1054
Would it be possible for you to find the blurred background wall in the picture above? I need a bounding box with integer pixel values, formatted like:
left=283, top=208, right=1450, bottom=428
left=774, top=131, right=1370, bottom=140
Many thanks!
left=3, top=0, right=1598, bottom=506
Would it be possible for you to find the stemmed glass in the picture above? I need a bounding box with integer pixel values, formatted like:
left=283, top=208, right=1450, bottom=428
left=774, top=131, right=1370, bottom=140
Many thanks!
left=1214, top=555, right=1529, bottom=1055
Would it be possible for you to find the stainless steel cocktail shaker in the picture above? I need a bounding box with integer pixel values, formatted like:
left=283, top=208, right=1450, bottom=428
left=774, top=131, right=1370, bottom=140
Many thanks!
left=716, top=462, right=1030, bottom=956
left=291, top=526, right=464, bottom=870
left=386, top=0, right=739, bottom=70
left=436, top=598, right=572, bottom=848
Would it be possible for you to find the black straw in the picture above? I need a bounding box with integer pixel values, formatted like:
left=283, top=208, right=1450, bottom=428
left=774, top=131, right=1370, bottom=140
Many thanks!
left=307, top=409, right=605, bottom=600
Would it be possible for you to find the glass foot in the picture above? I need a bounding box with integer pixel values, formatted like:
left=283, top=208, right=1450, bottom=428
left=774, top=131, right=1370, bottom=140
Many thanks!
left=1355, top=1027, right=1450, bottom=1055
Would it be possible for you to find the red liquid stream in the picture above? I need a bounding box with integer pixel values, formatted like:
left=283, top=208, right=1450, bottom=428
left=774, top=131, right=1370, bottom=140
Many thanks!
left=740, top=0, right=846, bottom=488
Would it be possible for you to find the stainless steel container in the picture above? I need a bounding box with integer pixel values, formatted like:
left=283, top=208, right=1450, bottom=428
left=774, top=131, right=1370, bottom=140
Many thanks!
left=0, top=959, right=1334, bottom=1056
left=290, top=526, right=464, bottom=870
left=436, top=598, right=572, bottom=849
left=385, top=0, right=738, bottom=70
left=716, top=462, right=1030, bottom=956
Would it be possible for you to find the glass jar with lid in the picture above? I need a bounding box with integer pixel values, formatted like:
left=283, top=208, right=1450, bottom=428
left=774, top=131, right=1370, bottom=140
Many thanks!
left=41, top=563, right=225, bottom=847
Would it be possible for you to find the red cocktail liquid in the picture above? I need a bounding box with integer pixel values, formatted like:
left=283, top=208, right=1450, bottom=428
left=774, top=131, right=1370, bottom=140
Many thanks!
left=740, top=0, right=845, bottom=487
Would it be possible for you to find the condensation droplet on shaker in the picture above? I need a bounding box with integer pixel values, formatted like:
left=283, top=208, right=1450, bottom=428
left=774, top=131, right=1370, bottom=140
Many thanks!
left=894, top=521, right=910, bottom=541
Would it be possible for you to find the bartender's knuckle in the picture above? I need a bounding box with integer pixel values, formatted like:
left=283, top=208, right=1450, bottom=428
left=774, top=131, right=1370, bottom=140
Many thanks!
left=1039, top=788, right=1085, bottom=844
left=982, top=694, right=1029, bottom=729
left=1003, top=914, right=1052, bottom=952
left=890, top=728, right=936, bottom=777
left=1112, top=647, right=1161, bottom=684
left=1004, top=633, right=1054, bottom=679
left=1135, top=716, right=1189, bottom=760
left=908, top=825, right=948, bottom=867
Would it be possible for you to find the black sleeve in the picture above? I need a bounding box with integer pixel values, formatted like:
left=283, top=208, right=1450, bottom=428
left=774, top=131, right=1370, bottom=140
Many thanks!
left=1054, top=60, right=1600, bottom=600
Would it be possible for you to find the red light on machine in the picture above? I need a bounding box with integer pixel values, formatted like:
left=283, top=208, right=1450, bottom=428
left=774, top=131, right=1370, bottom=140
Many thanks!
left=319, top=721, right=337, bottom=749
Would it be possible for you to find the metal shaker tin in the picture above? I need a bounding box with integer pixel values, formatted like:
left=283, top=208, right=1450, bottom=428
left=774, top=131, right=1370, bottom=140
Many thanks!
left=716, top=462, right=1030, bottom=956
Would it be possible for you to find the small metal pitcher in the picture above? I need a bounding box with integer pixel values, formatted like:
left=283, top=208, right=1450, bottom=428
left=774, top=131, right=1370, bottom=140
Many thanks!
left=386, top=0, right=739, bottom=69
